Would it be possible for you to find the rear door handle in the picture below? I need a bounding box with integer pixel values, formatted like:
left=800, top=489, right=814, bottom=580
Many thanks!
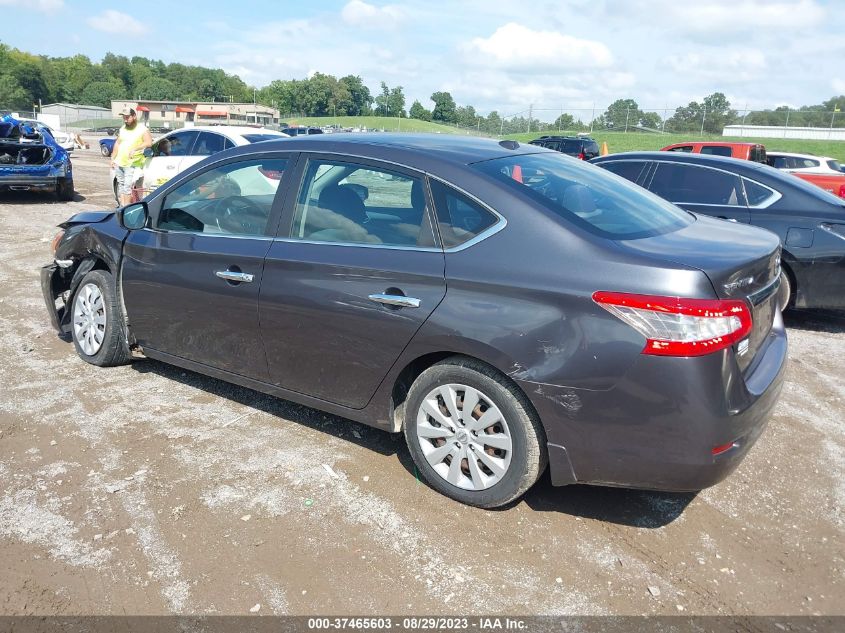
left=216, top=270, right=254, bottom=283
left=368, top=293, right=421, bottom=308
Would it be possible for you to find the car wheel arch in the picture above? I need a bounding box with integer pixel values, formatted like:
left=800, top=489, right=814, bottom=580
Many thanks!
left=388, top=351, right=542, bottom=436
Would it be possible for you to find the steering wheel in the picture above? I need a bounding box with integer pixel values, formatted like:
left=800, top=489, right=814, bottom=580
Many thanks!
left=213, top=196, right=265, bottom=235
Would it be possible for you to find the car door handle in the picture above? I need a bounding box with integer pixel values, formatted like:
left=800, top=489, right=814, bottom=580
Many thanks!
left=215, top=270, right=254, bottom=283
left=368, top=293, right=421, bottom=308
left=166, top=165, right=176, bottom=170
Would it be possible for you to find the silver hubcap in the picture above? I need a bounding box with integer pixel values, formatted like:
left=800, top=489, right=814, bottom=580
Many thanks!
left=73, top=283, right=106, bottom=356
left=416, top=384, right=513, bottom=491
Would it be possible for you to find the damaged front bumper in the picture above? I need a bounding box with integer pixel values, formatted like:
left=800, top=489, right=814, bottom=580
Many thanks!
left=41, top=262, right=70, bottom=334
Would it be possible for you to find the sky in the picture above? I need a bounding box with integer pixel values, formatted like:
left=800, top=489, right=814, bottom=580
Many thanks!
left=1, top=0, right=843, bottom=120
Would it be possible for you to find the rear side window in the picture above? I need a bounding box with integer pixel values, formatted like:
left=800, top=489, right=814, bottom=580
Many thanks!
left=429, top=180, right=498, bottom=249
left=560, top=140, right=582, bottom=154
left=743, top=178, right=778, bottom=207
left=596, top=160, right=648, bottom=184
left=699, top=146, right=732, bottom=157
left=243, top=134, right=283, bottom=143
left=649, top=163, right=744, bottom=206
left=474, top=153, right=693, bottom=240
left=194, top=132, right=227, bottom=156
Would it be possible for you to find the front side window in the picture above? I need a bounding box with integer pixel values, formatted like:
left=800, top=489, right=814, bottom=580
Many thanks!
left=475, top=153, right=693, bottom=240
left=289, top=160, right=434, bottom=247
left=154, top=131, right=198, bottom=158
left=596, top=160, right=648, bottom=184
left=649, top=163, right=744, bottom=206
left=155, top=158, right=287, bottom=236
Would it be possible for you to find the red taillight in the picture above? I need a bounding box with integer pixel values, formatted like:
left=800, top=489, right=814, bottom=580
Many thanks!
left=711, top=441, right=737, bottom=456
left=838, top=184, right=845, bottom=199
left=578, top=152, right=586, bottom=160
left=592, top=292, right=753, bottom=357
left=259, top=167, right=284, bottom=180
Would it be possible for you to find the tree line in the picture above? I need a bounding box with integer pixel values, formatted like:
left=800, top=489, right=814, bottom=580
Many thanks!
left=2, top=42, right=843, bottom=134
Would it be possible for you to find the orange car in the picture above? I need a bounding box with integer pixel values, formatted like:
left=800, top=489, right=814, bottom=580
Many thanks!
left=661, top=142, right=845, bottom=198
left=660, top=141, right=767, bottom=162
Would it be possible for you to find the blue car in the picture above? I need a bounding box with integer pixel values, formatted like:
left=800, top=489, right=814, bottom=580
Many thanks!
left=0, top=114, right=74, bottom=200
left=99, top=137, right=115, bottom=157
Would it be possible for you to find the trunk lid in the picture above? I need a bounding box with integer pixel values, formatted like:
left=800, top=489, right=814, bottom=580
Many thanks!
left=618, top=214, right=782, bottom=372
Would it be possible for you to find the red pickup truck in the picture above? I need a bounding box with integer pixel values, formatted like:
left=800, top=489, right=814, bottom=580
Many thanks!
left=660, top=142, right=845, bottom=198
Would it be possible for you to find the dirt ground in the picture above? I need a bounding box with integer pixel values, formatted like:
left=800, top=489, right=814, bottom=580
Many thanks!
left=0, top=148, right=842, bottom=617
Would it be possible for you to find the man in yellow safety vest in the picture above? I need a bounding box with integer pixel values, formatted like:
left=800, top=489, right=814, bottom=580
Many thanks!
left=110, top=106, right=153, bottom=207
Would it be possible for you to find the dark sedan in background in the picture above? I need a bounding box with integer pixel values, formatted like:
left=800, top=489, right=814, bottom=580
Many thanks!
left=592, top=152, right=845, bottom=310
left=42, top=135, right=786, bottom=508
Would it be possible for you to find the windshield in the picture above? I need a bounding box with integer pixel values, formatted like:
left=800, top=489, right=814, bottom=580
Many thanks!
left=243, top=134, right=284, bottom=143
left=474, top=153, right=694, bottom=240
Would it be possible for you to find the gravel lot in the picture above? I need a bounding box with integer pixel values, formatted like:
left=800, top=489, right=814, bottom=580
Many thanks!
left=0, top=148, right=842, bottom=616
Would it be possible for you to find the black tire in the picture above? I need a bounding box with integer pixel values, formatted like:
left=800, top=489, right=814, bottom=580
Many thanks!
left=56, top=177, right=74, bottom=201
left=778, top=271, right=791, bottom=312
left=100, top=143, right=111, bottom=157
left=70, top=270, right=131, bottom=367
left=403, top=356, right=547, bottom=508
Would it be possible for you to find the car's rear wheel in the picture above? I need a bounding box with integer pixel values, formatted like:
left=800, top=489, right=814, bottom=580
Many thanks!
left=71, top=270, right=131, bottom=367
left=56, top=177, right=74, bottom=201
left=779, top=269, right=794, bottom=311
left=403, top=357, right=547, bottom=508
left=100, top=143, right=111, bottom=157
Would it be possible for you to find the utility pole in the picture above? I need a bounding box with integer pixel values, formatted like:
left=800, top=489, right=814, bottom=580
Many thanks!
left=590, top=102, right=595, bottom=133
left=624, top=106, right=630, bottom=133
left=527, top=104, right=533, bottom=133
left=700, top=105, right=707, bottom=136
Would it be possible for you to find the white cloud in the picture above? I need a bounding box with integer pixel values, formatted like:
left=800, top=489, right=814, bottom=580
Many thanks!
left=341, top=1, right=405, bottom=29
left=464, top=23, right=613, bottom=71
left=664, top=48, right=767, bottom=82
left=87, top=10, right=148, bottom=37
left=669, top=0, right=824, bottom=33
left=0, top=0, right=62, bottom=10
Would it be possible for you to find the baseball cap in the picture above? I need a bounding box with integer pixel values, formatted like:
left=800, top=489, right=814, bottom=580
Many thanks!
left=119, top=106, right=137, bottom=117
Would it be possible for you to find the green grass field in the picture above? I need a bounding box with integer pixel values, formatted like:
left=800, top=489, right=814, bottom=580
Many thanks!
left=289, top=115, right=483, bottom=135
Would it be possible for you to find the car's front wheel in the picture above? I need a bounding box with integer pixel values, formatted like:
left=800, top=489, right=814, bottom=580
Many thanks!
left=70, top=270, right=131, bottom=367
left=100, top=143, right=111, bottom=157
left=403, top=357, right=547, bottom=508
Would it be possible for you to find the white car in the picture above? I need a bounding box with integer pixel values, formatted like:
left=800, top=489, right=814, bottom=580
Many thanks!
left=18, top=119, right=75, bottom=152
left=110, top=126, right=289, bottom=202
left=765, top=151, right=843, bottom=174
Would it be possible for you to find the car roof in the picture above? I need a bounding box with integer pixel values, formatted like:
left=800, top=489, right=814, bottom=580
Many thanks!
left=225, top=133, right=546, bottom=165
left=664, top=141, right=761, bottom=147
left=766, top=151, right=837, bottom=160
left=163, top=126, right=289, bottom=141
left=594, top=150, right=769, bottom=171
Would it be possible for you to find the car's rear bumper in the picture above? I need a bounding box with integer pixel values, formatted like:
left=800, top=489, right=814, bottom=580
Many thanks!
left=0, top=175, right=59, bottom=190
left=524, top=310, right=788, bottom=491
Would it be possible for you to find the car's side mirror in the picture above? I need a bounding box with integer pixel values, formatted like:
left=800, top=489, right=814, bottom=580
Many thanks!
left=119, top=202, right=148, bottom=230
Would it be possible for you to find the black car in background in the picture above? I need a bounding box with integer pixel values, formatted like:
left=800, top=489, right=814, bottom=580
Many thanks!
left=591, top=152, right=845, bottom=310
left=529, top=135, right=600, bottom=160
left=42, top=135, right=786, bottom=507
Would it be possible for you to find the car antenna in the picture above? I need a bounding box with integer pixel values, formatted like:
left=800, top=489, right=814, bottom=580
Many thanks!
left=499, top=140, right=520, bottom=150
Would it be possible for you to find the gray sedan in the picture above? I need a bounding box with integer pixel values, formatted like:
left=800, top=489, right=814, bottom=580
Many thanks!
left=42, top=134, right=787, bottom=508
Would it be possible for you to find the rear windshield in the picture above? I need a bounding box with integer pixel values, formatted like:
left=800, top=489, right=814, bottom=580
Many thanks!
left=827, top=159, right=842, bottom=172
left=243, top=134, right=284, bottom=143
left=749, top=145, right=767, bottom=163
left=474, top=153, right=694, bottom=240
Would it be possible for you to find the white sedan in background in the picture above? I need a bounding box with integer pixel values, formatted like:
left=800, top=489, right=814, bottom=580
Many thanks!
left=18, top=119, right=76, bottom=151
left=110, top=126, right=289, bottom=202
left=765, top=151, right=843, bottom=174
